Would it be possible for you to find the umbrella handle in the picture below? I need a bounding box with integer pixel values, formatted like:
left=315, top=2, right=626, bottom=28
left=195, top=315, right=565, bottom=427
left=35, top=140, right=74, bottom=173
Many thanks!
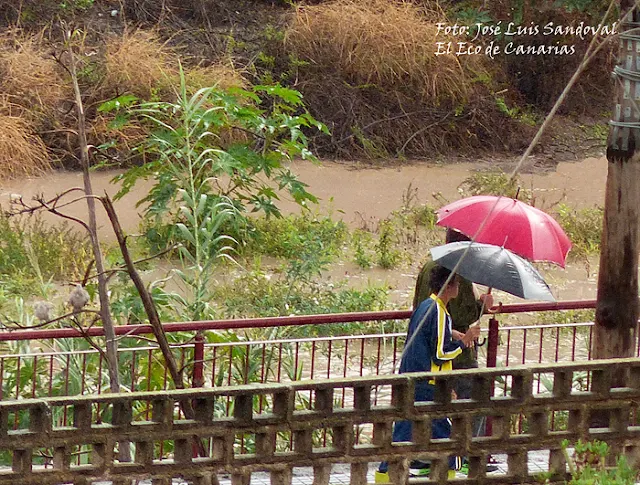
left=479, top=287, right=493, bottom=315
left=475, top=288, right=493, bottom=349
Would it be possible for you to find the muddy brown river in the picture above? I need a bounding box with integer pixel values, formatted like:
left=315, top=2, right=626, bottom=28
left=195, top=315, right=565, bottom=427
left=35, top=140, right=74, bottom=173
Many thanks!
left=0, top=156, right=608, bottom=305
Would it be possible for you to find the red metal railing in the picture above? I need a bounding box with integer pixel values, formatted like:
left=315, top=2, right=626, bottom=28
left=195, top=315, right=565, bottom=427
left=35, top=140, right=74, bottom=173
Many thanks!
left=0, top=310, right=410, bottom=341
left=3, top=298, right=639, bottom=414
left=4, top=298, right=640, bottom=454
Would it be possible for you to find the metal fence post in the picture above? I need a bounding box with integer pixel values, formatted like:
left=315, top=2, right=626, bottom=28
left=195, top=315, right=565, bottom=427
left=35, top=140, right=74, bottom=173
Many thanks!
left=192, top=331, right=206, bottom=459
left=193, top=331, right=205, bottom=388
left=486, top=316, right=499, bottom=437
left=486, top=316, right=499, bottom=369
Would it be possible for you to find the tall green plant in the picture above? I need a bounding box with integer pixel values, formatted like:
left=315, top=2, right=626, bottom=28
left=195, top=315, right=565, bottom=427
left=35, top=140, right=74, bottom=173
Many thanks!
left=109, top=69, right=327, bottom=251
left=173, top=194, right=238, bottom=321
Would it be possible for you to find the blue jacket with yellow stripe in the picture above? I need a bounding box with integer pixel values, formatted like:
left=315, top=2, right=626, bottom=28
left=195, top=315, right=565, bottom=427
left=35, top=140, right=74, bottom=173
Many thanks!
left=399, top=294, right=464, bottom=382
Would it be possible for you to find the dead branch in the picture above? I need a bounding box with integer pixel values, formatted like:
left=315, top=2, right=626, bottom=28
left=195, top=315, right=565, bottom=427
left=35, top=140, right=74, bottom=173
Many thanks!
left=62, top=25, right=131, bottom=463
left=101, top=192, right=206, bottom=456
left=0, top=309, right=101, bottom=330
left=76, top=244, right=179, bottom=284
left=66, top=315, right=110, bottom=362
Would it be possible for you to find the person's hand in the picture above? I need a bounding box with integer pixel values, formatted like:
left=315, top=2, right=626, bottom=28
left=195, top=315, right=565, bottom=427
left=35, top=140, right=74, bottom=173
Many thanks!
left=479, top=293, right=495, bottom=312
left=461, top=324, right=481, bottom=347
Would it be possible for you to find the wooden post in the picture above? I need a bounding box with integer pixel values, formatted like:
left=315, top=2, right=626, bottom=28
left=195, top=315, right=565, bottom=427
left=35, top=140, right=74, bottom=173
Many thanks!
left=594, top=2, right=640, bottom=361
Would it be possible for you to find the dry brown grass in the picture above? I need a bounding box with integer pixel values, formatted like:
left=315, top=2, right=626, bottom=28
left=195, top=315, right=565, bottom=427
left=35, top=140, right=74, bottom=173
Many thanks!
left=182, top=63, right=247, bottom=93
left=103, top=30, right=246, bottom=100
left=286, top=0, right=488, bottom=102
left=90, top=114, right=149, bottom=158
left=0, top=114, right=51, bottom=178
left=281, top=0, right=529, bottom=157
left=0, top=31, right=68, bottom=117
left=95, top=30, right=249, bottom=165
left=103, top=30, right=176, bottom=99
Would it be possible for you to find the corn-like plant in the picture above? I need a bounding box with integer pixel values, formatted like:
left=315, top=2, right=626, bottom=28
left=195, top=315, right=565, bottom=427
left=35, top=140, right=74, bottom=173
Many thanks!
left=109, top=66, right=326, bottom=252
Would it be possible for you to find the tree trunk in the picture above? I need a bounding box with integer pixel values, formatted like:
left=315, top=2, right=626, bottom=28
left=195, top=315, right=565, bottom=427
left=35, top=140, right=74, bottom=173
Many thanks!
left=593, top=2, right=640, bottom=362
left=66, top=32, right=132, bottom=463
left=66, top=36, right=122, bottom=394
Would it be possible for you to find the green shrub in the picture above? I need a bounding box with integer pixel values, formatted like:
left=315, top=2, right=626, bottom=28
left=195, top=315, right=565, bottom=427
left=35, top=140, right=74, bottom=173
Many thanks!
left=245, top=213, right=348, bottom=261
left=214, top=267, right=389, bottom=336
left=406, top=204, right=438, bottom=229
left=554, top=204, right=603, bottom=258
left=534, top=309, right=596, bottom=325
left=375, top=220, right=403, bottom=269
left=0, top=213, right=91, bottom=294
left=352, top=229, right=374, bottom=269
left=458, top=171, right=533, bottom=203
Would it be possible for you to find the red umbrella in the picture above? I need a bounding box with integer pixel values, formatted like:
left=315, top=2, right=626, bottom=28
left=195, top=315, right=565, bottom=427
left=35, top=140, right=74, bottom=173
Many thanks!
left=436, top=195, right=572, bottom=267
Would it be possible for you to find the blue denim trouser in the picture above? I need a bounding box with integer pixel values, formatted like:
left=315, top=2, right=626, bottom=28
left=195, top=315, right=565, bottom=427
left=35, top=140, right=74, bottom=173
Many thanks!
left=453, top=361, right=486, bottom=438
left=454, top=374, right=486, bottom=437
left=379, top=383, right=459, bottom=472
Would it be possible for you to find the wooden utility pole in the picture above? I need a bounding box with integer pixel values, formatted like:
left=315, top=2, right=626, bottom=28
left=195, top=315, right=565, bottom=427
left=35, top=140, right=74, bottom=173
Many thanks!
left=594, top=1, right=640, bottom=360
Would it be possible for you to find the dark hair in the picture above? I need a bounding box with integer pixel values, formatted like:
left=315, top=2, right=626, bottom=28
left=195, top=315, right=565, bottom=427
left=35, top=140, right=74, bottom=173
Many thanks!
left=430, top=265, right=457, bottom=293
left=446, top=228, right=471, bottom=243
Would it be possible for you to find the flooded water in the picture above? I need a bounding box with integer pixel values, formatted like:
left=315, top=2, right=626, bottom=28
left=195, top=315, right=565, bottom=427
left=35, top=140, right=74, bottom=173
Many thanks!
left=0, top=156, right=607, bottom=305
left=0, top=156, right=608, bottom=232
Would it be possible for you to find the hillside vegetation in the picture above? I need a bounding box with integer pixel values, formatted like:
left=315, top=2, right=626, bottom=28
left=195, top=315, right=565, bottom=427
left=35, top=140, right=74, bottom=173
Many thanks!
left=0, top=0, right=617, bottom=176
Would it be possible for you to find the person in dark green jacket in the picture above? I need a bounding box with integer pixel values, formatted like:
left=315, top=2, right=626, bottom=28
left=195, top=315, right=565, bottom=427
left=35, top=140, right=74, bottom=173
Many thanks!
left=413, top=229, right=494, bottom=434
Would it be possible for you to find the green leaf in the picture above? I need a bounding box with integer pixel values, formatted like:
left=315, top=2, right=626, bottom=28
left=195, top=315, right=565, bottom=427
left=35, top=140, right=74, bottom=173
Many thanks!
left=108, top=113, right=131, bottom=131
left=98, top=94, right=139, bottom=113
left=195, top=194, right=208, bottom=218
left=176, top=223, right=197, bottom=247
left=253, top=84, right=303, bottom=106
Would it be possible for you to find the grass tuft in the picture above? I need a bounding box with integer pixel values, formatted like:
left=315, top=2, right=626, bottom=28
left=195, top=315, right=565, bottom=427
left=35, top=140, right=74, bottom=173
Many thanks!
left=183, top=63, right=247, bottom=93
left=286, top=0, right=486, bottom=102
left=103, top=29, right=175, bottom=99
left=103, top=30, right=246, bottom=100
left=0, top=30, right=68, bottom=119
left=96, top=31, right=246, bottom=159
left=0, top=114, right=50, bottom=178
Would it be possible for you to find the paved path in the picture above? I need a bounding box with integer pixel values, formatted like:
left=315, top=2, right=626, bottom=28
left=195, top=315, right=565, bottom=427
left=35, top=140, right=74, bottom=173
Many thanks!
left=50, top=450, right=640, bottom=484
left=89, top=450, right=552, bottom=484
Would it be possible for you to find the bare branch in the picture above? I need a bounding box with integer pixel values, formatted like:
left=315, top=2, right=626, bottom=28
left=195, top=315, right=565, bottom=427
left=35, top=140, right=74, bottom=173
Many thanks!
left=76, top=244, right=179, bottom=284
left=66, top=316, right=109, bottom=362
left=1, top=309, right=101, bottom=330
